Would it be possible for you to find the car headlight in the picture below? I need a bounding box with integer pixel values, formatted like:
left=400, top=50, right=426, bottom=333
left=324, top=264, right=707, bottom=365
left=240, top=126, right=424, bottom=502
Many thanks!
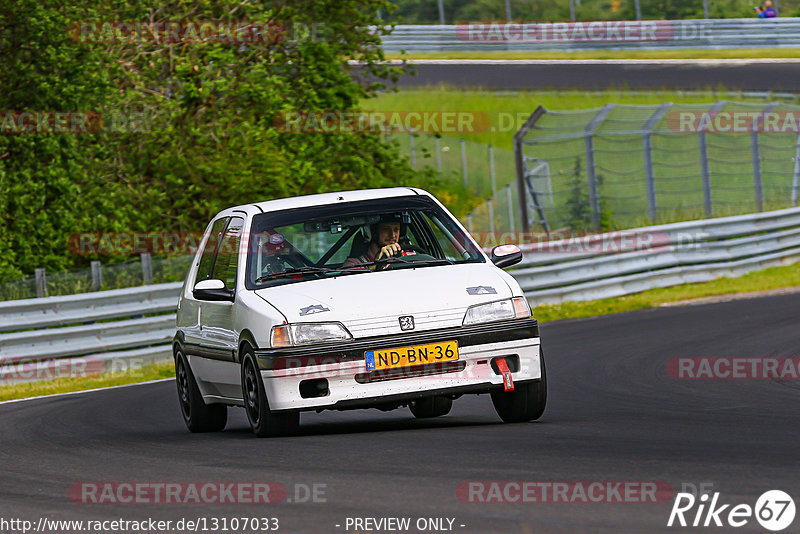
left=270, top=322, right=353, bottom=348
left=462, top=297, right=531, bottom=326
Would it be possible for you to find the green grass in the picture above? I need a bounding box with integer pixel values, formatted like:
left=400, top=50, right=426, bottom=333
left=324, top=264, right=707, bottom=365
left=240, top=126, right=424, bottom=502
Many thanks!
left=532, top=263, right=800, bottom=322
left=2, top=262, right=798, bottom=402
left=387, top=49, right=800, bottom=61
left=0, top=360, right=175, bottom=402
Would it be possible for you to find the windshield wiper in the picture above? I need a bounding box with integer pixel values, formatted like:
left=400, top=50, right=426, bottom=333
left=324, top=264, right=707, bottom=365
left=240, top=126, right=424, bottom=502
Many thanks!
left=255, top=267, right=341, bottom=283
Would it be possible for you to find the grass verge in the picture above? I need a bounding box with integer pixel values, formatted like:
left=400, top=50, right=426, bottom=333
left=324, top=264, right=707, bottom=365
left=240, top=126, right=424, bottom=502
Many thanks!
left=1, top=263, right=798, bottom=402
left=387, top=49, right=800, bottom=61
left=0, top=360, right=175, bottom=403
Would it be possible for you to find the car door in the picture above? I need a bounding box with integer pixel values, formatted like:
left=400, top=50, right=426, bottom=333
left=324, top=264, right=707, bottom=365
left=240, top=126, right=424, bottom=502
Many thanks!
left=192, top=216, right=244, bottom=399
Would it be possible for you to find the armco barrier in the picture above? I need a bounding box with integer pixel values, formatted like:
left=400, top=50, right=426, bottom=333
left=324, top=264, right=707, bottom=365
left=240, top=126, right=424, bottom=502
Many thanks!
left=380, top=19, right=800, bottom=51
left=0, top=282, right=182, bottom=384
left=2, top=207, right=799, bottom=382
left=512, top=206, right=800, bottom=304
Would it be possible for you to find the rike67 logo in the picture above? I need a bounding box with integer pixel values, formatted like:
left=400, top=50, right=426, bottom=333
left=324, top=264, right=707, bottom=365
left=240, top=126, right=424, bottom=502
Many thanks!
left=668, top=490, right=795, bottom=531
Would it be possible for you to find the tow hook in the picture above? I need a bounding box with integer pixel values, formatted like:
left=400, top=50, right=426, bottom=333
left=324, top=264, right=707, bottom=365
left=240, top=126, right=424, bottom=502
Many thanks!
left=495, top=357, right=515, bottom=392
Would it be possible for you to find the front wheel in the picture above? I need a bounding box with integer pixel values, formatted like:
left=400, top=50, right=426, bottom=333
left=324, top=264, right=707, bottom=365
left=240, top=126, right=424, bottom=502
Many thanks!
left=491, top=350, right=547, bottom=423
left=241, top=349, right=299, bottom=438
left=409, top=396, right=453, bottom=418
left=175, top=349, right=227, bottom=432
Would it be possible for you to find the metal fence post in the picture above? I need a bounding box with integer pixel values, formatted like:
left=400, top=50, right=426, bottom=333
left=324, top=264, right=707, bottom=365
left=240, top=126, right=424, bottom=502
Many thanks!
left=634, top=0, right=642, bottom=20
left=435, top=137, right=442, bottom=175
left=642, top=103, right=672, bottom=223
left=467, top=214, right=474, bottom=234
left=792, top=131, right=800, bottom=206
left=141, top=253, right=153, bottom=285
left=584, top=104, right=615, bottom=228
left=506, top=184, right=515, bottom=233
left=35, top=268, right=47, bottom=298
left=437, top=0, right=445, bottom=24
left=489, top=144, right=496, bottom=195
left=752, top=103, right=777, bottom=212
left=569, top=0, right=576, bottom=21
left=699, top=101, right=726, bottom=218
left=90, top=261, right=103, bottom=290
left=460, top=139, right=468, bottom=188
left=409, top=133, right=416, bottom=169
left=703, top=0, right=709, bottom=18
left=488, top=196, right=496, bottom=235
left=505, top=0, right=512, bottom=21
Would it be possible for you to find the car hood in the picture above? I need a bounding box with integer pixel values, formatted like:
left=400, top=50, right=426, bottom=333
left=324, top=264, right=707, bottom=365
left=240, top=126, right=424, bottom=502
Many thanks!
left=254, top=263, right=513, bottom=338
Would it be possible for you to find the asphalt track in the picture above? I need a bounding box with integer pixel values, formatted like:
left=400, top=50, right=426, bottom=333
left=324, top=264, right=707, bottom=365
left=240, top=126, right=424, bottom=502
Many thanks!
left=394, top=59, right=800, bottom=91
left=1, top=292, right=799, bottom=533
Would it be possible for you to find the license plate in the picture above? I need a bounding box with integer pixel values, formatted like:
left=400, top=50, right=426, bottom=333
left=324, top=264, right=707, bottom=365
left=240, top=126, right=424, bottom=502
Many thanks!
left=364, top=340, right=459, bottom=371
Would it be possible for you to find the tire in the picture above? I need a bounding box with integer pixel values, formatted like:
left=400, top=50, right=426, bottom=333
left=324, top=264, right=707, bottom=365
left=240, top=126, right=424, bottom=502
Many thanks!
left=175, top=349, right=227, bottom=432
left=409, top=396, right=453, bottom=418
left=241, top=348, right=299, bottom=438
left=491, top=350, right=547, bottom=423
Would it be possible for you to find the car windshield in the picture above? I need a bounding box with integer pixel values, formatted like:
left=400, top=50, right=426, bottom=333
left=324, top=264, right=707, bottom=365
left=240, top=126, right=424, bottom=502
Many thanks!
left=245, top=195, right=484, bottom=289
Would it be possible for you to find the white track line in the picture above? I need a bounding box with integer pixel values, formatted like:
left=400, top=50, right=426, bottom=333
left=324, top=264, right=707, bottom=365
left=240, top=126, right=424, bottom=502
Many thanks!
left=367, top=58, right=800, bottom=65
left=0, top=378, right=173, bottom=405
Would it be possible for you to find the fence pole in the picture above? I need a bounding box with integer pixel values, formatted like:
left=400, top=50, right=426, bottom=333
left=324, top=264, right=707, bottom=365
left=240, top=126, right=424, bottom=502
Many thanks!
left=35, top=268, right=47, bottom=298
left=584, top=104, right=616, bottom=229
left=489, top=144, right=496, bottom=194
left=569, top=0, right=576, bottom=21
left=752, top=103, right=777, bottom=212
left=505, top=0, right=512, bottom=21
left=699, top=101, right=726, bottom=218
left=507, top=184, right=515, bottom=233
left=91, top=261, right=102, bottom=290
left=437, top=0, right=445, bottom=24
left=435, top=137, right=442, bottom=175
left=703, top=0, right=709, bottom=18
left=642, top=103, right=672, bottom=223
left=634, top=0, right=642, bottom=19
left=460, top=139, right=468, bottom=188
left=488, top=196, right=496, bottom=235
left=792, top=131, right=800, bottom=206
left=467, top=214, right=474, bottom=234
left=141, top=253, right=153, bottom=285
left=409, top=133, right=416, bottom=169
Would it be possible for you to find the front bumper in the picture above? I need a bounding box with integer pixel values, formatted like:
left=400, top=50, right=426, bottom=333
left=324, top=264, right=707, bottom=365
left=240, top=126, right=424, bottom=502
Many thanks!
left=254, top=318, right=541, bottom=412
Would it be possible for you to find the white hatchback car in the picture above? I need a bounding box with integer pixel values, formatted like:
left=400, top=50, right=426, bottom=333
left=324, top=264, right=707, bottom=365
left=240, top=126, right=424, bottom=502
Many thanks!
left=174, top=188, right=545, bottom=437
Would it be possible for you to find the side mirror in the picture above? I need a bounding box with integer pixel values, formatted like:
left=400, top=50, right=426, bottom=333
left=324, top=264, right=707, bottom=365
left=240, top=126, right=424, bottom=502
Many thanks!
left=491, top=244, right=523, bottom=269
left=193, top=279, right=234, bottom=302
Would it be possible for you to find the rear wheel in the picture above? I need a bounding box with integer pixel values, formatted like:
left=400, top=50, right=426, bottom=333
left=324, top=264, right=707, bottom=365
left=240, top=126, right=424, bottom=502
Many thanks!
left=409, top=396, right=453, bottom=418
left=175, top=349, right=227, bottom=432
left=241, top=348, right=299, bottom=438
left=491, top=350, right=547, bottom=423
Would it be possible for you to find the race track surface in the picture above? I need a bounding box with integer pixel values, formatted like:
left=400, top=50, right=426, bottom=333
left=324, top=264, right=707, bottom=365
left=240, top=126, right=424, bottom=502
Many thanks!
left=395, top=60, right=800, bottom=91
left=1, top=292, right=799, bottom=533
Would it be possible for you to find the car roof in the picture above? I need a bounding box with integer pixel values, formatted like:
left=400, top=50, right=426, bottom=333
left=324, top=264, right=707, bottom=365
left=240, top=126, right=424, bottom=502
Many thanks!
left=218, top=187, right=431, bottom=218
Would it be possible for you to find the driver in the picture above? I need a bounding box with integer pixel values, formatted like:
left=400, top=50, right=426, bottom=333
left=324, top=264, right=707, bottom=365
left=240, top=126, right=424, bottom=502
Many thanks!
left=344, top=214, right=404, bottom=266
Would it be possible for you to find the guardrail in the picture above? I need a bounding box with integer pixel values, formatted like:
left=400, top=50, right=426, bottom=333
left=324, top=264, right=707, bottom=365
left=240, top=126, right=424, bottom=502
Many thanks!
left=0, top=283, right=182, bottom=384
left=381, top=19, right=800, bottom=51
left=512, top=206, right=800, bottom=304
left=2, top=207, right=799, bottom=382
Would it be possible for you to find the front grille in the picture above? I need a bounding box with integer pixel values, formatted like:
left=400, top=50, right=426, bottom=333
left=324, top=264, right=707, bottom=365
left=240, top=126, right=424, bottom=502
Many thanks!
left=354, top=360, right=466, bottom=384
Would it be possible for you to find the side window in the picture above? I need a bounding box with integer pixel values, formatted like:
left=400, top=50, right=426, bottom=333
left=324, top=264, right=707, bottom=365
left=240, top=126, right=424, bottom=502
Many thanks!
left=422, top=213, right=462, bottom=261
left=195, top=217, right=228, bottom=283
left=212, top=217, right=245, bottom=290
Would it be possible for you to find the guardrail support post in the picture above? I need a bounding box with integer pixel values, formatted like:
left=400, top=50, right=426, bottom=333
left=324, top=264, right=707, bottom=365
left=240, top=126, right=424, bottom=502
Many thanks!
left=90, top=261, right=102, bottom=291
left=35, top=268, right=47, bottom=298
left=699, top=101, right=726, bottom=218
left=141, top=253, right=153, bottom=285
left=460, top=139, right=468, bottom=187
left=792, top=131, right=800, bottom=206
left=642, top=102, right=673, bottom=223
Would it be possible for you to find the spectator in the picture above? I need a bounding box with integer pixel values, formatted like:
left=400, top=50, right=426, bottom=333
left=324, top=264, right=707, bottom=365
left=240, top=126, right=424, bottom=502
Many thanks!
left=756, top=0, right=777, bottom=17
